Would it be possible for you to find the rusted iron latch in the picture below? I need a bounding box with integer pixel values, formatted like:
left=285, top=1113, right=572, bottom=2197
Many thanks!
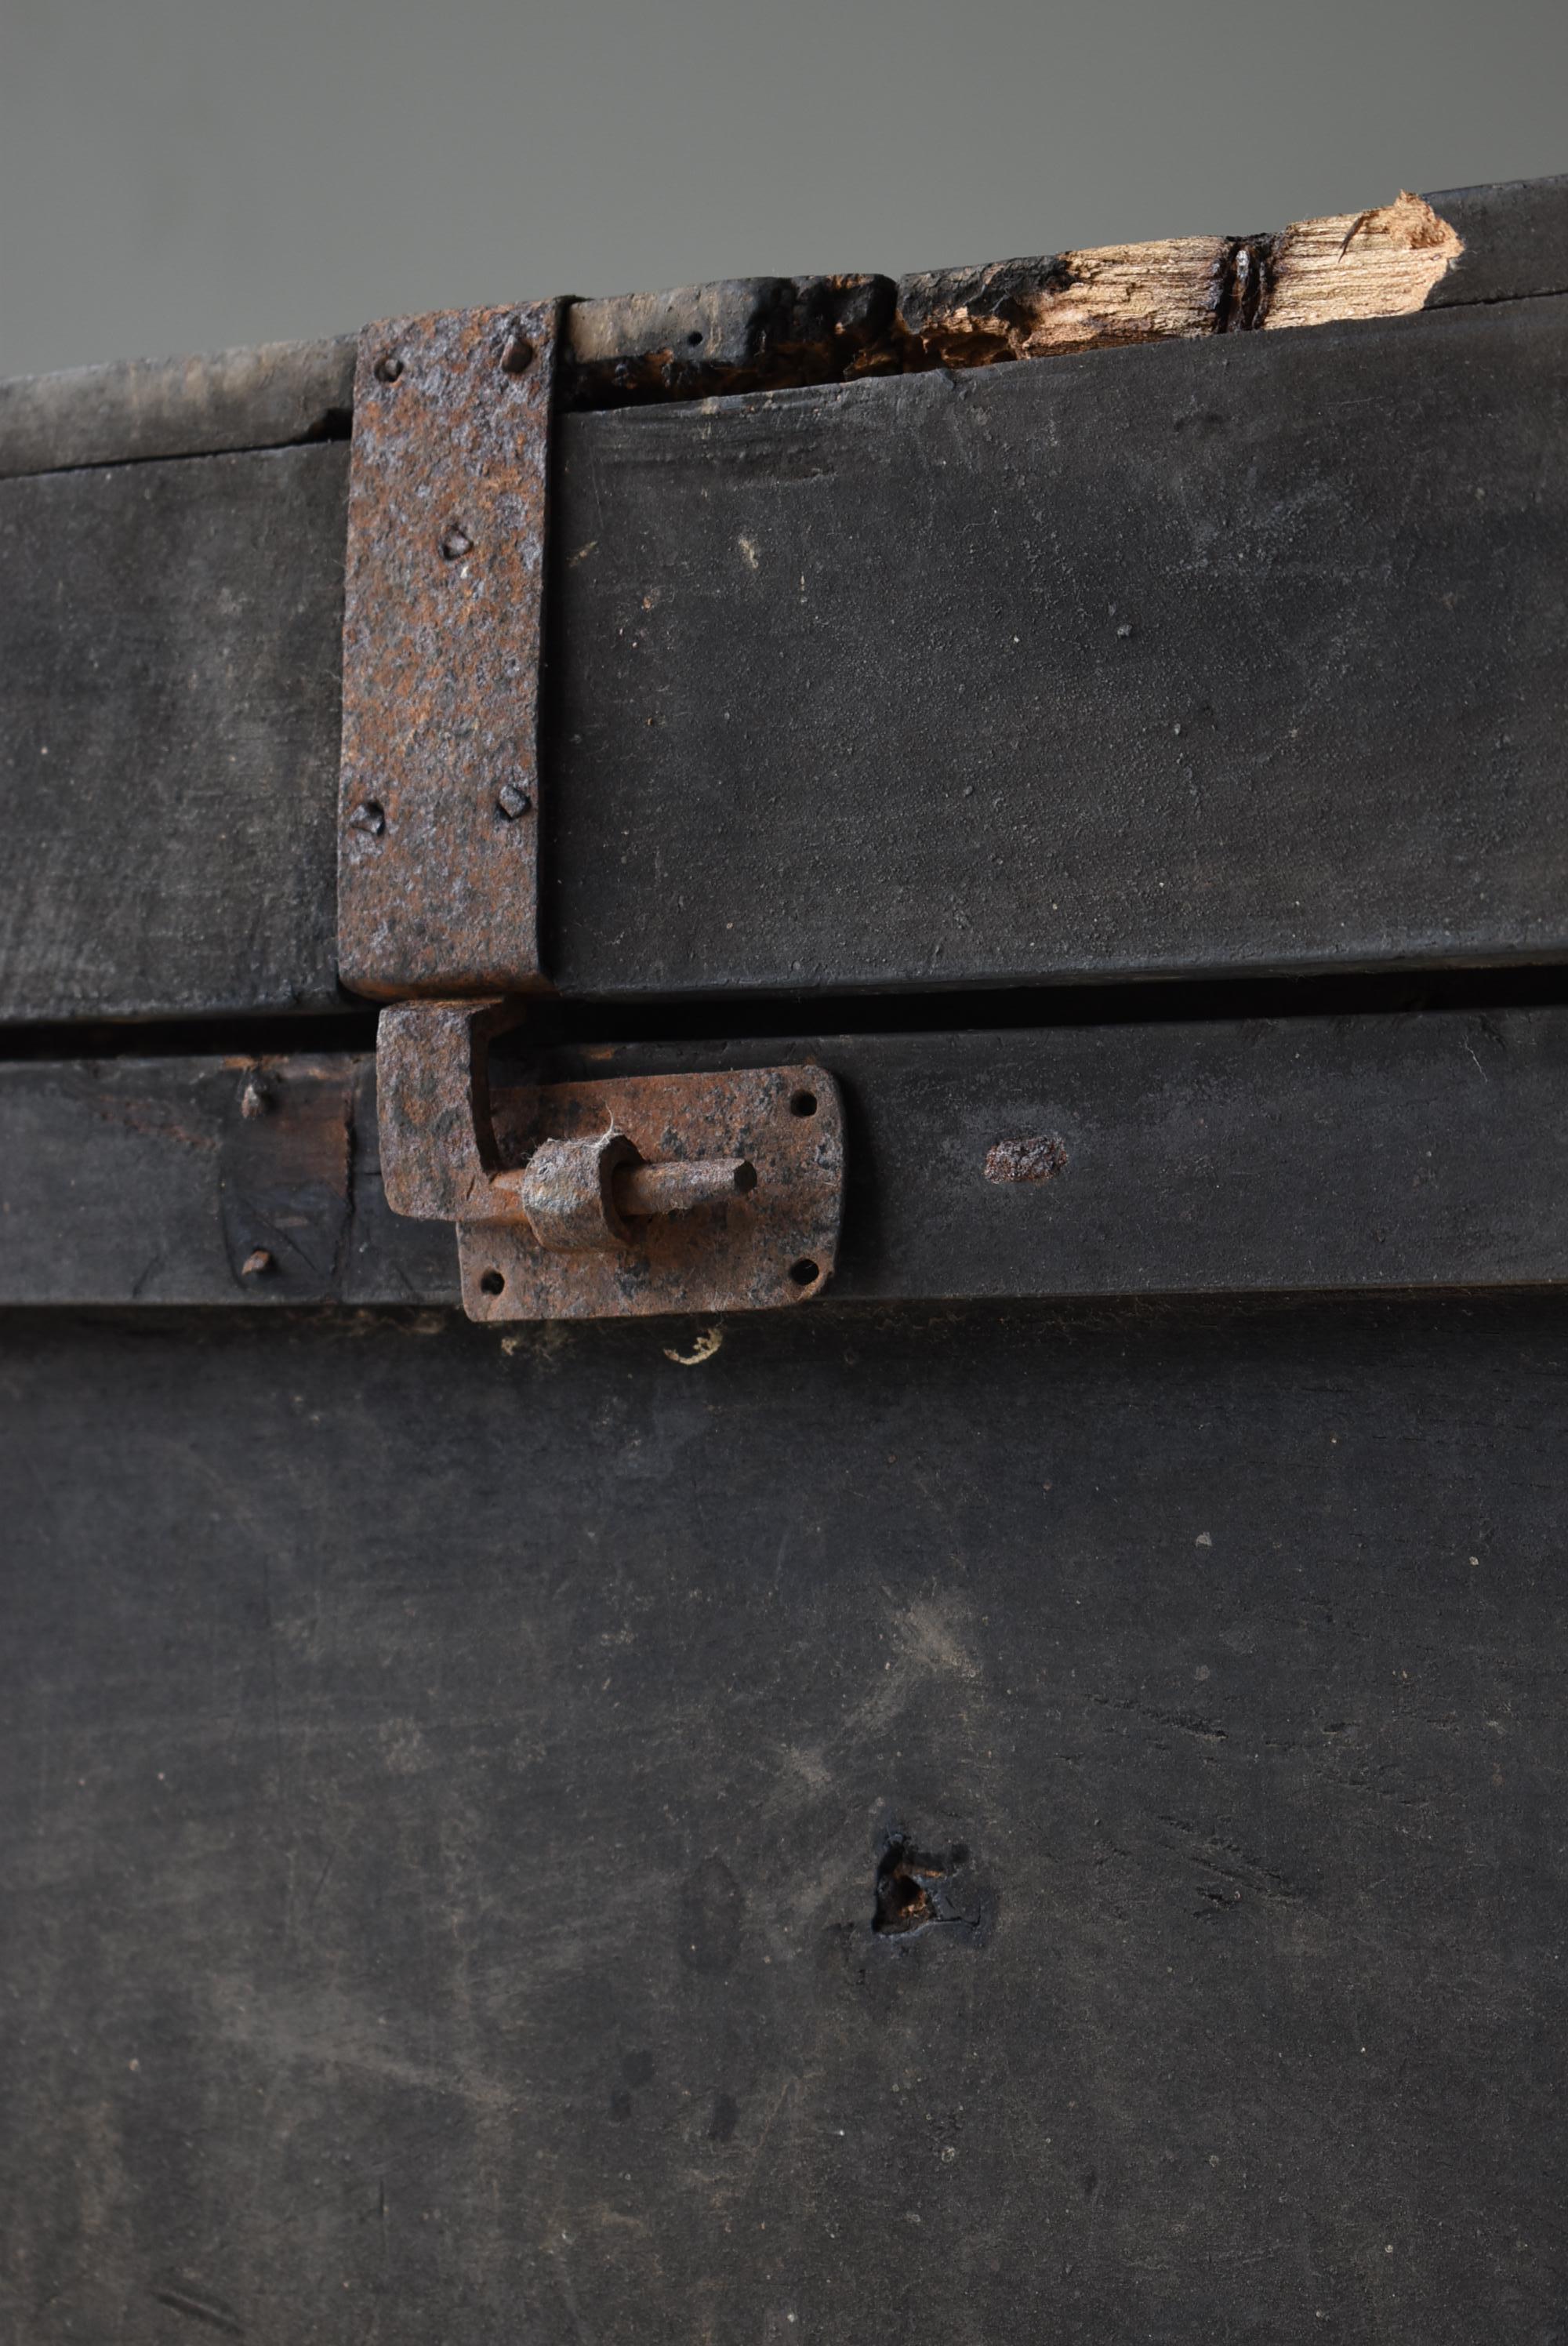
left=336, top=302, right=847, bottom=1318
left=338, top=300, right=561, bottom=999
left=377, top=1003, right=845, bottom=1320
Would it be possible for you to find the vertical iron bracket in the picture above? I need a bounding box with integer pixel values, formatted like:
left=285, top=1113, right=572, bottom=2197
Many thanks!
left=338, top=300, right=561, bottom=999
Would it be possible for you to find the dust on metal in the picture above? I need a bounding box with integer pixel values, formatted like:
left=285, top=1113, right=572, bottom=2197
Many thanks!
left=465, top=1064, right=844, bottom=1321
left=338, top=300, right=561, bottom=1000
left=376, top=998, right=522, bottom=1220
left=499, top=1135, right=757, bottom=1254
left=507, top=1130, right=640, bottom=1251
left=372, top=1001, right=843, bottom=1321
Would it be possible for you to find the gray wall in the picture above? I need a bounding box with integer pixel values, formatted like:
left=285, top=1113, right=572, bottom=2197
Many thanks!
left=3, top=0, right=1566, bottom=379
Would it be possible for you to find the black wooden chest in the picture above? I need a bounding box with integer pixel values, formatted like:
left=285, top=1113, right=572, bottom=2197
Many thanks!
left=2, top=172, right=1567, bottom=2344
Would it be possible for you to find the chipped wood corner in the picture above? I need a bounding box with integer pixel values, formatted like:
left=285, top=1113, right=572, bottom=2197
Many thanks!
left=565, top=188, right=1470, bottom=411
left=890, top=191, right=1466, bottom=372
left=0, top=176, right=1497, bottom=484
left=889, top=238, right=1234, bottom=367
left=1264, top=190, right=1465, bottom=329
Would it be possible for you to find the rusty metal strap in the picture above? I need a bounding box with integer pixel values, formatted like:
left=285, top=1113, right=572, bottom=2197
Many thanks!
left=338, top=300, right=560, bottom=999
left=376, top=1001, right=844, bottom=1321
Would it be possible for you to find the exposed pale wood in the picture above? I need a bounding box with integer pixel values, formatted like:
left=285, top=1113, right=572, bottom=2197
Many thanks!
left=2, top=177, right=1564, bottom=477
left=0, top=336, right=355, bottom=479
left=1265, top=190, right=1463, bottom=330
left=894, top=238, right=1232, bottom=363
left=4, top=292, right=1566, bottom=1024
left=7, top=1007, right=1568, bottom=1306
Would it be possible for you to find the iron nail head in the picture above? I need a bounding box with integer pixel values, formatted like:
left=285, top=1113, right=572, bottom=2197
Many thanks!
left=496, top=780, right=532, bottom=819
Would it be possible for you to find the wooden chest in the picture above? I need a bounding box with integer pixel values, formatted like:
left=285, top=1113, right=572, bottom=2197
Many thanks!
left=3, top=172, right=1567, bottom=2342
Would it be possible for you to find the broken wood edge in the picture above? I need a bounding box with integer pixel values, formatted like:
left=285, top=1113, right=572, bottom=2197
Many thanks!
left=568, top=191, right=1468, bottom=405
left=2, top=176, right=1559, bottom=474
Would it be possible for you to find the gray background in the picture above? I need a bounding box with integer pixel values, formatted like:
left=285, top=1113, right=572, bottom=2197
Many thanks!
left=2, top=0, right=1566, bottom=380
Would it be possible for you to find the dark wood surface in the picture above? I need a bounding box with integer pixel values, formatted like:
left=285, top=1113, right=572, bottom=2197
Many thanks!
left=3, top=292, right=1566, bottom=1022
left=0, top=336, right=357, bottom=480
left=1426, top=170, right=1568, bottom=307
left=7, top=176, right=1567, bottom=2346
left=3, top=1292, right=1566, bottom=2341
left=5, top=1004, right=1568, bottom=1307
left=0, top=445, right=348, bottom=1022
left=546, top=296, right=1568, bottom=997
left=1, top=175, right=1563, bottom=481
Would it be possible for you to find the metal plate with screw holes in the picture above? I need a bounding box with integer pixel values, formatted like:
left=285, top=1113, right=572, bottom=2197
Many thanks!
left=459, top=1066, right=844, bottom=1320
left=338, top=300, right=559, bottom=998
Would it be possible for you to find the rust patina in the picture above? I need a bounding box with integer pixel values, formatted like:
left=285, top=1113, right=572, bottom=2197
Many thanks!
left=338, top=302, right=560, bottom=999
left=375, top=1002, right=844, bottom=1321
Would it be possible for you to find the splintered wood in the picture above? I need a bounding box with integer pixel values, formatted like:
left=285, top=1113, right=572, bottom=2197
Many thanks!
left=564, top=190, right=1468, bottom=405
left=893, top=239, right=1232, bottom=364
left=1263, top=191, right=1464, bottom=329
left=894, top=193, right=1465, bottom=366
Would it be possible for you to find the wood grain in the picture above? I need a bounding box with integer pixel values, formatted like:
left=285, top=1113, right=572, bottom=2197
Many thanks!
left=546, top=296, right=1568, bottom=998
left=2, top=281, right=1566, bottom=1022
left=6, top=1005, right=1568, bottom=1306
left=2, top=177, right=1564, bottom=476
left=2, top=1292, right=1566, bottom=2338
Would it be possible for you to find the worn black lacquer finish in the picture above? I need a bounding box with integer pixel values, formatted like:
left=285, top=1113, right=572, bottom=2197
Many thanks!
left=3, top=1297, right=1566, bottom=2342
left=6, top=1008, right=1568, bottom=1308
left=7, top=287, right=1568, bottom=1023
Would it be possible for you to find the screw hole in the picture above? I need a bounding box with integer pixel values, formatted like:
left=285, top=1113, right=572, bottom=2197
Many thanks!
left=373, top=352, right=404, bottom=383
left=500, top=331, right=535, bottom=376
left=479, top=1269, right=505, bottom=1297
left=789, top=1089, right=818, bottom=1118
left=687, top=329, right=704, bottom=347
left=789, top=1258, right=820, bottom=1288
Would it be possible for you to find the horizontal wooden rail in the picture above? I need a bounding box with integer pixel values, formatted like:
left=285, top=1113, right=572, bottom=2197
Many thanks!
left=1, top=176, right=1565, bottom=1025
left=3, top=1007, right=1566, bottom=1308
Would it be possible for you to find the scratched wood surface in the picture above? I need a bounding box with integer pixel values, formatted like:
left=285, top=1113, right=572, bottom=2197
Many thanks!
left=5, top=1004, right=1568, bottom=1308
left=3, top=288, right=1568, bottom=1020
left=0, top=445, right=347, bottom=1022
left=2, top=1293, right=1565, bottom=2342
